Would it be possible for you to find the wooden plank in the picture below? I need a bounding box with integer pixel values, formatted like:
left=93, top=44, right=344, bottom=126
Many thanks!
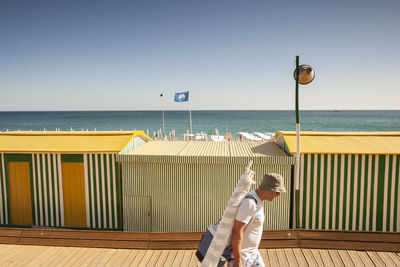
left=387, top=252, right=400, bottom=266
left=301, top=249, right=318, bottom=267
left=298, top=230, right=400, bottom=243
left=267, top=249, right=280, bottom=267
left=137, top=250, right=154, bottom=266
left=259, top=249, right=271, bottom=266
left=319, top=249, right=334, bottom=266
left=120, top=250, right=139, bottom=267
left=7, top=245, right=38, bottom=267
left=47, top=246, right=82, bottom=266
left=347, top=250, right=364, bottom=267
left=9, top=245, right=48, bottom=267
left=292, top=248, right=308, bottom=267
left=155, top=250, right=170, bottom=266
left=0, top=244, right=18, bottom=257
left=95, top=249, right=118, bottom=266
left=276, top=249, right=289, bottom=266
left=328, top=250, right=344, bottom=267
left=103, top=249, right=131, bottom=266
left=356, top=251, right=375, bottom=266
left=310, top=249, right=324, bottom=266
left=283, top=248, right=299, bottom=267
left=0, top=229, right=24, bottom=237
left=27, top=246, right=65, bottom=266
left=171, top=250, right=185, bottom=266
left=129, top=250, right=147, bottom=266
left=300, top=239, right=400, bottom=252
left=80, top=248, right=105, bottom=266
left=337, top=250, right=355, bottom=267
left=259, top=239, right=299, bottom=249
left=163, top=250, right=178, bottom=267
left=61, top=247, right=89, bottom=266
left=188, top=251, right=199, bottom=267
left=146, top=250, right=162, bottom=267
left=73, top=248, right=100, bottom=266
left=179, top=250, right=194, bottom=267
left=0, top=245, right=30, bottom=265
left=367, top=251, right=386, bottom=266
left=377, top=251, right=397, bottom=267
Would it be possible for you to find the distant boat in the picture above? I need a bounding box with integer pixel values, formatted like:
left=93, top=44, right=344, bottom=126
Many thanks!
left=333, top=108, right=339, bottom=112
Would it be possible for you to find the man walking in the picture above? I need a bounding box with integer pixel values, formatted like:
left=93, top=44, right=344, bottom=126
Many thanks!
left=230, top=173, right=286, bottom=267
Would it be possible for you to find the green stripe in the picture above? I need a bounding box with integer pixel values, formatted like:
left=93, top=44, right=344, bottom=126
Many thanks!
left=103, top=154, right=109, bottom=228
left=356, top=155, right=362, bottom=230
left=302, top=154, right=308, bottom=229
left=376, top=155, right=385, bottom=231
left=348, top=155, right=355, bottom=229
left=362, top=155, right=369, bottom=231
left=92, top=154, right=98, bottom=228
left=0, top=154, right=4, bottom=224
left=309, top=154, right=315, bottom=229
left=87, top=155, right=93, bottom=228
left=329, top=155, right=334, bottom=229
left=394, top=155, right=400, bottom=232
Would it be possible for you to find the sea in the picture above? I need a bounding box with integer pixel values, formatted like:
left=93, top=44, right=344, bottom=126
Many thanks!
left=0, top=110, right=399, bottom=138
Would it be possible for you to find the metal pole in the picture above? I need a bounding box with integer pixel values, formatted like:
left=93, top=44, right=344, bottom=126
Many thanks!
left=295, top=55, right=300, bottom=229
left=189, top=109, right=192, bottom=134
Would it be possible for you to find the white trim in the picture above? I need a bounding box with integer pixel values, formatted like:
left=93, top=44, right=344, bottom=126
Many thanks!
left=84, top=154, right=90, bottom=228
left=332, top=154, right=338, bottom=229
left=339, top=154, right=345, bottom=230
left=312, top=154, right=318, bottom=229
left=390, top=156, right=397, bottom=232
left=352, top=155, right=359, bottom=230
left=47, top=154, right=54, bottom=226
left=32, top=154, right=38, bottom=225
left=319, top=154, right=324, bottom=229
left=397, top=155, right=400, bottom=232
left=383, top=155, right=389, bottom=231
left=106, top=154, right=112, bottom=228
left=345, top=155, right=352, bottom=230
left=359, top=155, right=366, bottom=230
left=95, top=154, right=101, bottom=228
left=299, top=154, right=304, bottom=228
left=306, top=154, right=311, bottom=229
left=372, top=155, right=379, bottom=231
left=112, top=153, right=118, bottom=228
left=366, top=155, right=372, bottom=231
left=42, top=154, right=49, bottom=225
left=325, top=154, right=331, bottom=229
left=101, top=154, right=106, bottom=228
left=58, top=154, right=64, bottom=227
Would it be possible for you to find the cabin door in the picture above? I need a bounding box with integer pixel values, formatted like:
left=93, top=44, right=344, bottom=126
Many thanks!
left=8, top=162, right=33, bottom=225
left=62, top=162, right=87, bottom=227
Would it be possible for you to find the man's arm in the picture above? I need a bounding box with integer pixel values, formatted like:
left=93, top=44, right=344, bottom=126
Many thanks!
left=231, top=220, right=246, bottom=267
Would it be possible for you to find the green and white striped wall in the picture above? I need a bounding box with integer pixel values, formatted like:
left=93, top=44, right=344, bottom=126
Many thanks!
left=119, top=155, right=294, bottom=232
left=0, top=152, right=120, bottom=229
left=298, top=154, right=400, bottom=232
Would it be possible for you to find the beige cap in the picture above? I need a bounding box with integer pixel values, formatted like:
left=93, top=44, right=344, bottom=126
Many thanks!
left=258, top=173, right=286, bottom=192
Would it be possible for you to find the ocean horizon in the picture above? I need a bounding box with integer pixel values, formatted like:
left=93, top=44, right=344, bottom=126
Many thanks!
left=1, top=110, right=399, bottom=138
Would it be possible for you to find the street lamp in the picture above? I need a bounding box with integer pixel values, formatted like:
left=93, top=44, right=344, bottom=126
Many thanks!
left=293, top=55, right=315, bottom=228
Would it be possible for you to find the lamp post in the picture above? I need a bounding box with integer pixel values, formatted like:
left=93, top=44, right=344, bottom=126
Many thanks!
left=293, top=55, right=315, bottom=228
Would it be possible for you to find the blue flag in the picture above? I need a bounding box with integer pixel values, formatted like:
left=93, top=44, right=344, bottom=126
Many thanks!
left=174, top=91, right=189, bottom=102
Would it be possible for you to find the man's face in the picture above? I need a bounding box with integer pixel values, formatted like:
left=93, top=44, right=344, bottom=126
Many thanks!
left=263, top=191, right=280, bottom=201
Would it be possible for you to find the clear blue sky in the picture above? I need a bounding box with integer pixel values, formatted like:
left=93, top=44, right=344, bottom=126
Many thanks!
left=0, top=0, right=399, bottom=111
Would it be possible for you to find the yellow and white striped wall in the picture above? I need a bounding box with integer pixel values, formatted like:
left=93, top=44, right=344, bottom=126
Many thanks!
left=118, top=154, right=294, bottom=232
left=0, top=152, right=120, bottom=229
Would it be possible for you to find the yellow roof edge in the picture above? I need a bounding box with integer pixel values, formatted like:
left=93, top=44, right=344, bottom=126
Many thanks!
left=0, top=130, right=142, bottom=136
left=276, top=131, right=400, bottom=136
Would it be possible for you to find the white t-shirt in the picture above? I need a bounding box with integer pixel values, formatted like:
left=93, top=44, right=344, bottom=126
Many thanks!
left=235, top=190, right=265, bottom=259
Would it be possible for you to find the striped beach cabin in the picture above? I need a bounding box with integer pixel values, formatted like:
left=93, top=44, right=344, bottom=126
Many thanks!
left=275, top=131, right=400, bottom=232
left=0, top=131, right=150, bottom=230
left=118, top=141, right=295, bottom=232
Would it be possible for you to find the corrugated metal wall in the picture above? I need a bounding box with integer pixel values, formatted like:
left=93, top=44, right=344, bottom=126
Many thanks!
left=120, top=155, right=294, bottom=232
left=0, top=152, right=120, bottom=229
left=0, top=153, right=8, bottom=225
left=298, top=154, right=400, bottom=232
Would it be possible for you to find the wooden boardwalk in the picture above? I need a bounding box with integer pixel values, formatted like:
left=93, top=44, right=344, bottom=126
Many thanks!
left=1, top=244, right=400, bottom=266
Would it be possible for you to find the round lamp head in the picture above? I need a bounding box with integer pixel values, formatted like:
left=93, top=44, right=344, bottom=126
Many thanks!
left=294, top=64, right=315, bottom=85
